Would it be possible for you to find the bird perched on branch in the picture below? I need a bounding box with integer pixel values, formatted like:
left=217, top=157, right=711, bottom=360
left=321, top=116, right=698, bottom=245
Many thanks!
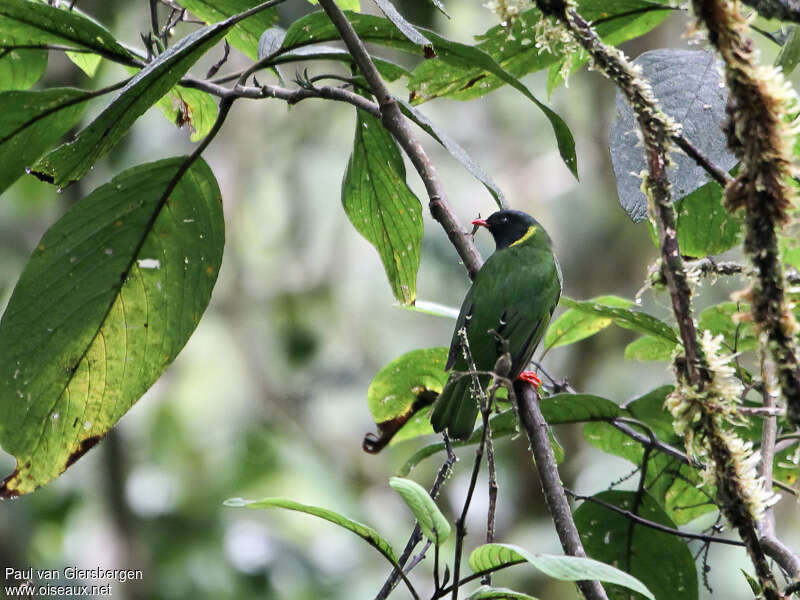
left=430, top=209, right=562, bottom=440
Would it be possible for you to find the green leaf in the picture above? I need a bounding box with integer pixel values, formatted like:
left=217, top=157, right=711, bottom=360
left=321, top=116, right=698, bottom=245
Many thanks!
left=155, top=85, right=219, bottom=142
left=741, top=569, right=762, bottom=596
left=583, top=422, right=715, bottom=524
left=342, top=109, right=423, bottom=304
left=624, top=386, right=677, bottom=443
left=540, top=393, right=621, bottom=422
left=281, top=11, right=578, bottom=178
left=368, top=347, right=448, bottom=444
left=307, top=0, right=361, bottom=10
left=698, top=302, right=757, bottom=353
left=624, top=336, right=678, bottom=362
left=396, top=97, right=505, bottom=207
left=468, top=543, right=654, bottom=600
left=31, top=20, right=234, bottom=187
left=410, top=1, right=671, bottom=102
left=0, top=88, right=88, bottom=194
left=175, top=0, right=279, bottom=60
left=225, top=496, right=396, bottom=561
left=400, top=300, right=459, bottom=319
left=389, top=476, right=451, bottom=545
left=466, top=586, right=539, bottom=600
left=559, top=297, right=679, bottom=344
left=776, top=25, right=800, bottom=75
left=66, top=51, right=102, bottom=77
left=0, top=47, right=47, bottom=91
left=675, top=181, right=742, bottom=258
left=0, top=0, right=134, bottom=64
left=272, top=46, right=410, bottom=81
left=373, top=0, right=432, bottom=51
left=0, top=157, right=224, bottom=496
left=574, top=491, right=698, bottom=600
left=545, top=295, right=633, bottom=350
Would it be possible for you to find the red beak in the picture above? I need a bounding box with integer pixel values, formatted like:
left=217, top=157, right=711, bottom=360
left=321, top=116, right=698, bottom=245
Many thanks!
left=471, top=218, right=488, bottom=228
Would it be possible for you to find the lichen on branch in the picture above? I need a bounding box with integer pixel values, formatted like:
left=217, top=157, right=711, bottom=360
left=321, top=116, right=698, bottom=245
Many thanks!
left=691, top=0, right=800, bottom=429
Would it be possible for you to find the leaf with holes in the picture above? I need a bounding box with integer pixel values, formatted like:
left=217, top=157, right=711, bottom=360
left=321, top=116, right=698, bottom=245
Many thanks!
left=389, top=477, right=451, bottom=545
left=469, top=543, right=654, bottom=599
left=342, top=109, right=422, bottom=304
left=0, top=88, right=88, bottom=194
left=31, top=18, right=235, bottom=188
left=574, top=490, right=698, bottom=600
left=225, top=496, right=395, bottom=561
left=0, top=157, right=223, bottom=496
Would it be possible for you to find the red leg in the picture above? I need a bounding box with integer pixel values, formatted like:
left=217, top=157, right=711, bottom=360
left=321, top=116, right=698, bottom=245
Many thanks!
left=517, top=370, right=542, bottom=388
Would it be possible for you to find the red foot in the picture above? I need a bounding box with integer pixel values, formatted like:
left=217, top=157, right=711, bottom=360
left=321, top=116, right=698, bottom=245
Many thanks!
left=517, top=370, right=542, bottom=388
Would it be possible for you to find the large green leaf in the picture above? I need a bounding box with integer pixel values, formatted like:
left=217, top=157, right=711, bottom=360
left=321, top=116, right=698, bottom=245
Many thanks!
left=0, top=88, right=88, bottom=194
left=469, top=543, right=654, bottom=600
left=574, top=491, right=698, bottom=600
left=175, top=0, right=279, bottom=60
left=0, top=157, right=224, bottom=496
left=367, top=347, right=448, bottom=446
left=281, top=11, right=578, bottom=178
left=0, top=0, right=134, bottom=65
left=559, top=297, right=679, bottom=344
left=389, top=477, right=451, bottom=545
left=545, top=295, right=633, bottom=350
left=224, top=496, right=396, bottom=561
left=0, top=47, right=46, bottom=91
left=698, top=302, right=757, bottom=353
left=540, top=393, right=621, bottom=422
left=342, top=109, right=423, bottom=304
left=155, top=85, right=219, bottom=142
left=408, top=1, right=672, bottom=103
left=31, top=18, right=235, bottom=187
left=624, top=336, right=678, bottom=362
left=675, top=180, right=742, bottom=258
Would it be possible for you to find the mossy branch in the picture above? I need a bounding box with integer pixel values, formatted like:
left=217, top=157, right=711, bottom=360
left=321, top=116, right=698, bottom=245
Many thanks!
left=691, top=0, right=800, bottom=432
left=532, top=2, right=786, bottom=597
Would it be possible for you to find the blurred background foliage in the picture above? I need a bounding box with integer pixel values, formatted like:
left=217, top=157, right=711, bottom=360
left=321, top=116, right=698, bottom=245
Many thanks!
left=0, top=1, right=797, bottom=599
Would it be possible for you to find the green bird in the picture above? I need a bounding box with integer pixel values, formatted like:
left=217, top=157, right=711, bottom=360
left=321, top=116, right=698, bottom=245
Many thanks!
left=431, top=209, right=562, bottom=440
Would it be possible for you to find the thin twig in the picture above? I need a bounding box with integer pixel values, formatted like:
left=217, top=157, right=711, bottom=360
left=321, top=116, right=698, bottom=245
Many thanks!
left=564, top=490, right=746, bottom=547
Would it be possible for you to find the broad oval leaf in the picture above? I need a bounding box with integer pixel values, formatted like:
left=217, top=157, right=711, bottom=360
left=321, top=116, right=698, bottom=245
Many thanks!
left=31, top=18, right=235, bottom=188
left=0, top=88, right=88, bottom=194
left=224, top=496, right=396, bottom=561
left=468, top=543, right=654, bottom=600
left=389, top=476, right=451, bottom=545
left=0, top=157, right=224, bottom=496
left=545, top=295, right=633, bottom=350
left=343, top=109, right=422, bottom=304
left=574, top=491, right=698, bottom=600
left=367, top=347, right=448, bottom=447
left=610, top=49, right=737, bottom=222
left=674, top=180, right=742, bottom=257
left=466, top=586, right=539, bottom=600
left=0, top=0, right=134, bottom=64
left=558, top=297, right=679, bottom=344
left=0, top=47, right=46, bottom=91
left=540, top=393, right=621, bottom=423
left=175, top=0, right=280, bottom=60
left=624, top=336, right=678, bottom=362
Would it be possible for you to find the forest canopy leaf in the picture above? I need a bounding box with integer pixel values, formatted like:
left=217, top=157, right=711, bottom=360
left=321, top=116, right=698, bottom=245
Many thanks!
left=609, top=49, right=737, bottom=222
left=225, top=496, right=396, bottom=561
left=574, top=490, right=698, bottom=600
left=545, top=295, right=633, bottom=350
left=31, top=17, right=234, bottom=187
left=342, top=109, right=423, bottom=304
left=674, top=180, right=742, bottom=257
left=389, top=477, right=451, bottom=545
left=469, top=543, right=654, bottom=599
left=0, top=157, right=224, bottom=496
left=175, top=0, right=280, bottom=60
left=540, top=393, right=621, bottom=423
left=559, top=297, right=679, bottom=344
left=0, top=88, right=88, bottom=195
left=0, top=47, right=46, bottom=91
left=624, top=336, right=678, bottom=362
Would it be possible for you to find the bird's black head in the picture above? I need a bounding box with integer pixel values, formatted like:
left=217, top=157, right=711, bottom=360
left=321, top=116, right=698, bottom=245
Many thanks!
left=472, top=209, right=550, bottom=250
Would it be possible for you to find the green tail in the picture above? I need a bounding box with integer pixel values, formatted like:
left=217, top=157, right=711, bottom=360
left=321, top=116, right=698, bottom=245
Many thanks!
left=430, top=376, right=480, bottom=440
